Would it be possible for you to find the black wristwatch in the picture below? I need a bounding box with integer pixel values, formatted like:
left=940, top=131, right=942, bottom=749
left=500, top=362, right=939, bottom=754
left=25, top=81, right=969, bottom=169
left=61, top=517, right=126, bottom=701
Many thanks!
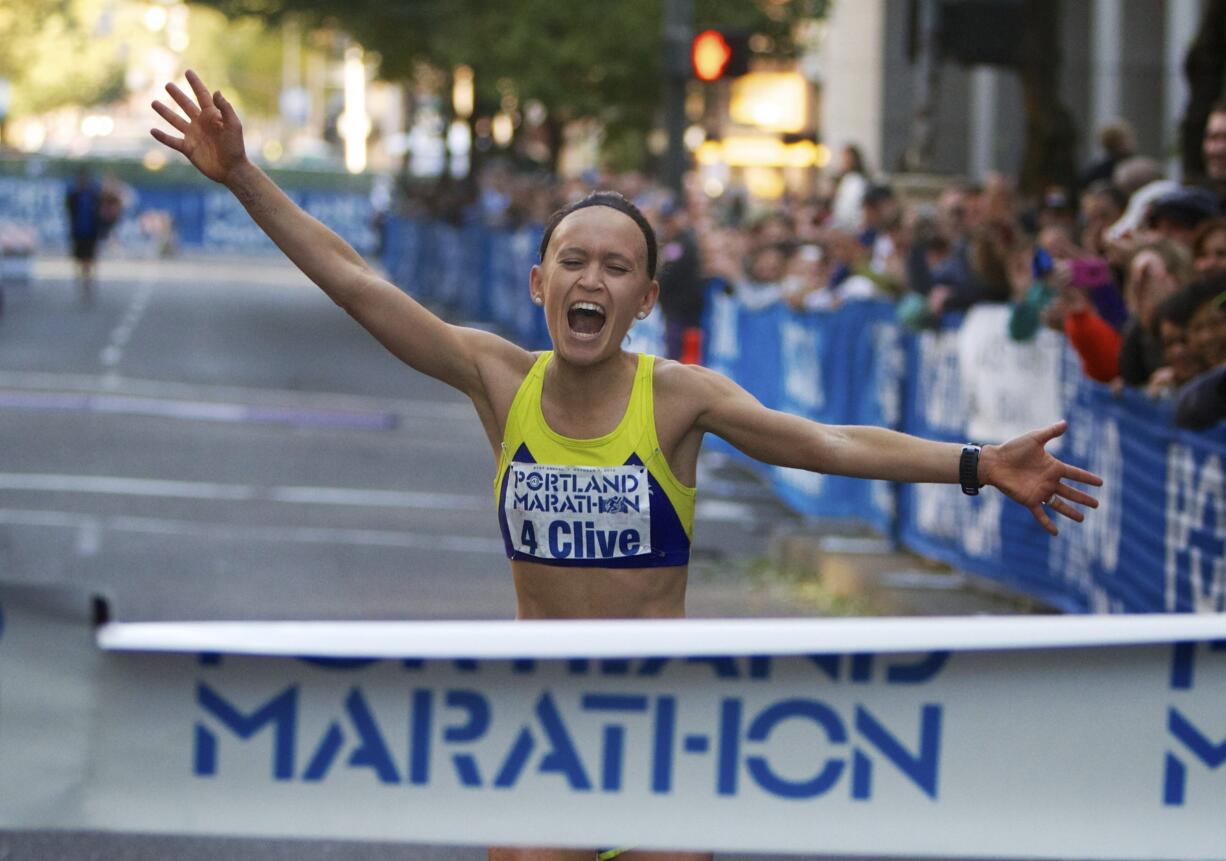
left=960, top=444, right=985, bottom=496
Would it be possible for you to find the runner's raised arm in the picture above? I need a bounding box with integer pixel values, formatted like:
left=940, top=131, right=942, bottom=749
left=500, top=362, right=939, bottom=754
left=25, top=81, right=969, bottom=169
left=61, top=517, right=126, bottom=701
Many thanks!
left=149, top=70, right=528, bottom=425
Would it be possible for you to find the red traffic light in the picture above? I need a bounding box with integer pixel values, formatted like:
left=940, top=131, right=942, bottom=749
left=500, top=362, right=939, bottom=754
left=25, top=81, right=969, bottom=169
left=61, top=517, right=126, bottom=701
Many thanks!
left=692, top=30, right=732, bottom=81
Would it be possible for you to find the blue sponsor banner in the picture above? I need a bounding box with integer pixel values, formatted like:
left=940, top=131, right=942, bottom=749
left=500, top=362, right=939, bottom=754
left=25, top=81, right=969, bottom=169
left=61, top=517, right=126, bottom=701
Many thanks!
left=0, top=176, right=375, bottom=255
left=384, top=216, right=549, bottom=349
left=699, top=287, right=782, bottom=464
left=773, top=301, right=899, bottom=530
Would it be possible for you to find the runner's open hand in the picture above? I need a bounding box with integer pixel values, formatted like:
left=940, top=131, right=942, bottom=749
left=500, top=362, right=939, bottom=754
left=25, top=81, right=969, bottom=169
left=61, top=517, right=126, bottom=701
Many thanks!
left=150, top=69, right=247, bottom=185
left=983, top=420, right=1103, bottom=536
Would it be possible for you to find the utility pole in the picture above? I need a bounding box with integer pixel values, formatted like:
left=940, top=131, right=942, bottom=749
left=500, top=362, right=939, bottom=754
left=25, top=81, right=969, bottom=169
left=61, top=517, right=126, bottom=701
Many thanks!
left=662, top=0, right=693, bottom=196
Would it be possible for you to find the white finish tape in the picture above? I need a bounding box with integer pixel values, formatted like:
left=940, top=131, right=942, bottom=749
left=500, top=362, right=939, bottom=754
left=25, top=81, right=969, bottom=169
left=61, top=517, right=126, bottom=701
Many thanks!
left=97, top=613, right=1226, bottom=659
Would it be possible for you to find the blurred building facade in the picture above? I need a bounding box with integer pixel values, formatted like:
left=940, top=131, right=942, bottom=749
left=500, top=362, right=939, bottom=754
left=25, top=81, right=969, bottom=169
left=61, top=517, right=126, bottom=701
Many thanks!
left=820, top=0, right=1203, bottom=181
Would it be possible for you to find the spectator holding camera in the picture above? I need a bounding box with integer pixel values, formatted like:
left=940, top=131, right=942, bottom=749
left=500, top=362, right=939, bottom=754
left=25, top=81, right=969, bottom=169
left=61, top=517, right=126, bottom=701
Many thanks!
left=1046, top=255, right=1124, bottom=382
left=1048, top=238, right=1188, bottom=387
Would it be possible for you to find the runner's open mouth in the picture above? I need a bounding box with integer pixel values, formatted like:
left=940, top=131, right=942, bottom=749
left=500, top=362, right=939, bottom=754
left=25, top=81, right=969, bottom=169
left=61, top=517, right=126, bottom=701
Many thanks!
left=567, top=301, right=606, bottom=336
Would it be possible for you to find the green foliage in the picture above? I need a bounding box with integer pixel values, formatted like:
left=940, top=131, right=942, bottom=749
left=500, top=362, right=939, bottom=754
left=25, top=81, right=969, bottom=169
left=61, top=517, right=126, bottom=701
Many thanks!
left=191, top=0, right=818, bottom=166
left=0, top=0, right=284, bottom=120
left=182, top=7, right=285, bottom=116
left=601, top=126, right=651, bottom=175
left=0, top=0, right=128, bottom=114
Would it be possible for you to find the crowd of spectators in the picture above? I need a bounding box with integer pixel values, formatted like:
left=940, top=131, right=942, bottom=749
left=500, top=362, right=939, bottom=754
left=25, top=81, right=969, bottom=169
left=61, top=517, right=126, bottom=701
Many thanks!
left=400, top=106, right=1226, bottom=431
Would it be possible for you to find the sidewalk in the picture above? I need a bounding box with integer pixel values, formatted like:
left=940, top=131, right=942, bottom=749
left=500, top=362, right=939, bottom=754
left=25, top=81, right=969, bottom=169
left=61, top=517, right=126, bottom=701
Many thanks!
left=767, top=525, right=1049, bottom=616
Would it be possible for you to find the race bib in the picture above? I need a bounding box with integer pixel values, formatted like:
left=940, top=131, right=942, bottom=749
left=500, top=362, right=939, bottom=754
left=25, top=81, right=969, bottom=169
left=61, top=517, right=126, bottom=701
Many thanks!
left=504, top=463, right=651, bottom=561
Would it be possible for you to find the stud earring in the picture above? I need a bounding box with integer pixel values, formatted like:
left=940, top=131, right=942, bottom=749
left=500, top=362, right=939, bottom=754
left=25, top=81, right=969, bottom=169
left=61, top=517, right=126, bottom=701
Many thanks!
left=635, top=311, right=647, bottom=320
left=532, top=296, right=543, bottom=306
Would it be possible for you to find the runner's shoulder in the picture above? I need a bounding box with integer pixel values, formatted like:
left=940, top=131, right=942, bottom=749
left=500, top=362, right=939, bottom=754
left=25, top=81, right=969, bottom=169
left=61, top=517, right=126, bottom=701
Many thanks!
left=458, top=325, right=536, bottom=369
left=651, top=355, right=737, bottom=409
left=451, top=326, right=537, bottom=401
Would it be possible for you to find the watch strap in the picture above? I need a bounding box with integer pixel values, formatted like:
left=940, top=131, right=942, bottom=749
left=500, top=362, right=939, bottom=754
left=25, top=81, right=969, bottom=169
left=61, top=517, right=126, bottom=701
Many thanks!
left=960, top=444, right=984, bottom=495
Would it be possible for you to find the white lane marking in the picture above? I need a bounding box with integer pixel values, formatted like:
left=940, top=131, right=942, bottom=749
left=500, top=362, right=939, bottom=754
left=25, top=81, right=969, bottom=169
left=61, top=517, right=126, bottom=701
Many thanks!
left=268, top=485, right=485, bottom=511
left=0, top=473, right=485, bottom=511
left=0, top=391, right=401, bottom=432
left=0, top=474, right=752, bottom=519
left=0, top=474, right=257, bottom=501
left=0, top=508, right=95, bottom=529
left=0, top=370, right=475, bottom=420
left=93, top=396, right=248, bottom=421
left=100, top=277, right=156, bottom=369
left=0, top=508, right=503, bottom=554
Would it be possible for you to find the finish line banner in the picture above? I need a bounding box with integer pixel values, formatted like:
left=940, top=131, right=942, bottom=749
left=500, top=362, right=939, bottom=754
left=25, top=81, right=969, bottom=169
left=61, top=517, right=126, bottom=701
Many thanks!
left=2, top=586, right=1226, bottom=858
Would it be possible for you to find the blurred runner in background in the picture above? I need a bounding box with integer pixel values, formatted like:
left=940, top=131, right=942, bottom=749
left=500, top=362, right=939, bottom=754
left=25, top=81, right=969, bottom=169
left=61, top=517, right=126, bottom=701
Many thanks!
left=65, top=166, right=103, bottom=304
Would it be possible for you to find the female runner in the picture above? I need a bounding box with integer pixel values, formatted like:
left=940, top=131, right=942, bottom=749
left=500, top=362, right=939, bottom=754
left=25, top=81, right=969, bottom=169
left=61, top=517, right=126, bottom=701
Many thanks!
left=152, top=71, right=1102, bottom=861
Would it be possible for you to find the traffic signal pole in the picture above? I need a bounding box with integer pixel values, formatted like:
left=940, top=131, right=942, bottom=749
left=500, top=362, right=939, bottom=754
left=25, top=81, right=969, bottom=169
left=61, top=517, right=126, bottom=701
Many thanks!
left=662, top=0, right=693, bottom=196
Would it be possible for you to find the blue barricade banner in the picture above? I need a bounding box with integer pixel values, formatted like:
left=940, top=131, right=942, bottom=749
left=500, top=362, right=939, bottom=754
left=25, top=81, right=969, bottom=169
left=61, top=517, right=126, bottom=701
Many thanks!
left=773, top=300, right=900, bottom=531
left=4, top=585, right=1226, bottom=857
left=0, top=176, right=375, bottom=255
left=700, top=288, right=783, bottom=465
left=385, top=216, right=549, bottom=349
left=0, top=176, right=71, bottom=248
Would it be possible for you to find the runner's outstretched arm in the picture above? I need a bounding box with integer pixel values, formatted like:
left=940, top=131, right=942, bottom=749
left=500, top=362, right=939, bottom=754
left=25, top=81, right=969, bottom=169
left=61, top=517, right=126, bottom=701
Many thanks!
left=685, top=364, right=1103, bottom=536
left=149, top=70, right=523, bottom=403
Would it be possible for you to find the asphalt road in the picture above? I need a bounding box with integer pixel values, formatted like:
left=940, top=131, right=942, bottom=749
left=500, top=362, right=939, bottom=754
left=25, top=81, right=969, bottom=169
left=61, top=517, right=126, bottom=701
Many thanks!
left=0, top=252, right=832, bottom=860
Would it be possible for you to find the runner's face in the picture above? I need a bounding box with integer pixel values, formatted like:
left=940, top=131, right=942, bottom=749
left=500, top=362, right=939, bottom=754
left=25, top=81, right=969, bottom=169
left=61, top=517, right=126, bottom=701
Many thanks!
left=531, top=206, right=658, bottom=363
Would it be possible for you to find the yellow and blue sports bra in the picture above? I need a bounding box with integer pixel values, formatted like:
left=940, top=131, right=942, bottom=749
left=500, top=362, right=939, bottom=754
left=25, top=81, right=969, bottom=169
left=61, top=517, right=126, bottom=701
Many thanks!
left=495, top=351, right=696, bottom=568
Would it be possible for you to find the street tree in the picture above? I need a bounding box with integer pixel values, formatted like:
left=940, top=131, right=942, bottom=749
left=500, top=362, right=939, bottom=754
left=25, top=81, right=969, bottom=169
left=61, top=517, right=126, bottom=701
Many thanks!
left=192, top=0, right=812, bottom=169
left=0, top=0, right=126, bottom=117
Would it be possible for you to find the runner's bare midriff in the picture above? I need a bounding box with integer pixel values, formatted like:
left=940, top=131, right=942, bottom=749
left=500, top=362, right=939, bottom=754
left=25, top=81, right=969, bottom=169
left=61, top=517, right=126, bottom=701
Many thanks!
left=511, top=559, right=689, bottom=619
